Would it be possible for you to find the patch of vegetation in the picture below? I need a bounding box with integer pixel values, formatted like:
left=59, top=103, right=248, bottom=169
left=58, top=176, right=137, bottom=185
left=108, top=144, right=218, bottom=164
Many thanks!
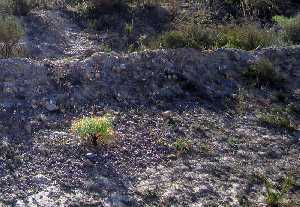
left=198, top=142, right=214, bottom=155
left=0, top=15, right=24, bottom=58
left=286, top=103, right=300, bottom=115
left=124, top=22, right=133, bottom=36
left=171, top=138, right=192, bottom=155
left=227, top=137, right=239, bottom=149
left=158, top=25, right=218, bottom=50
left=156, top=23, right=275, bottom=51
left=243, top=58, right=284, bottom=87
left=223, top=0, right=300, bottom=21
left=257, top=107, right=296, bottom=131
left=273, top=15, right=300, bottom=44
left=71, top=116, right=115, bottom=145
left=234, top=88, right=247, bottom=115
left=257, top=174, right=295, bottom=207
left=218, top=24, right=274, bottom=50
left=0, top=0, right=37, bottom=16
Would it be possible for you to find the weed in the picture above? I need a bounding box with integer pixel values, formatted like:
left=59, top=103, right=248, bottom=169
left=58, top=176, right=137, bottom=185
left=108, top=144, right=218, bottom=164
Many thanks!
left=124, top=22, right=133, bottom=36
left=71, top=116, right=115, bottom=145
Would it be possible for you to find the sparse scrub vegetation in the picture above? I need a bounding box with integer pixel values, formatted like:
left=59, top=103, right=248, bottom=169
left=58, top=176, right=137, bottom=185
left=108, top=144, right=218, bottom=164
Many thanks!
left=257, top=174, right=295, bottom=207
left=217, top=24, right=274, bottom=50
left=0, top=15, right=24, bottom=58
left=0, top=0, right=300, bottom=206
left=243, top=58, right=284, bottom=87
left=273, top=15, right=300, bottom=44
left=257, top=107, right=296, bottom=131
left=156, top=24, right=274, bottom=51
left=71, top=116, right=115, bottom=145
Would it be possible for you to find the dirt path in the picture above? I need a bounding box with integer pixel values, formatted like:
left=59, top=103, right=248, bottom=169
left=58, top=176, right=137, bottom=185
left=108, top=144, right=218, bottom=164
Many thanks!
left=21, top=10, right=101, bottom=59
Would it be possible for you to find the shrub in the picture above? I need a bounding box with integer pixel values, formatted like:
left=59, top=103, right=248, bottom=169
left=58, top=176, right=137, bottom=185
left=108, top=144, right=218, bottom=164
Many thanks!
left=218, top=24, right=274, bottom=50
left=0, top=15, right=24, bottom=58
left=71, top=116, right=115, bottom=145
left=243, top=58, right=284, bottom=87
left=273, top=15, right=300, bottom=44
left=160, top=25, right=217, bottom=49
left=161, top=31, right=187, bottom=49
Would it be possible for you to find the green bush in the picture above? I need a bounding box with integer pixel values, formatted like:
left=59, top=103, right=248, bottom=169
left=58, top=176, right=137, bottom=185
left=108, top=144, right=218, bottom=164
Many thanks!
left=273, top=15, right=300, bottom=44
left=218, top=24, right=273, bottom=50
left=0, top=15, right=24, bottom=58
left=160, top=25, right=217, bottom=49
left=71, top=116, right=115, bottom=145
left=161, top=31, right=187, bottom=49
left=243, top=58, right=284, bottom=87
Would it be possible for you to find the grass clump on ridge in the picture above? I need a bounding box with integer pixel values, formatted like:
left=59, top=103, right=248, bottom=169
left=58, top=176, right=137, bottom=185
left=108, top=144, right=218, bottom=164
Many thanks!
left=71, top=116, right=115, bottom=145
left=256, top=107, right=296, bottom=131
left=243, top=58, right=284, bottom=87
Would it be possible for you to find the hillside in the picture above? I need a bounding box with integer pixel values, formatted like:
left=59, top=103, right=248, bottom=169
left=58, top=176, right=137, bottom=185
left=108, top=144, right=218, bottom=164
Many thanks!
left=0, top=1, right=300, bottom=206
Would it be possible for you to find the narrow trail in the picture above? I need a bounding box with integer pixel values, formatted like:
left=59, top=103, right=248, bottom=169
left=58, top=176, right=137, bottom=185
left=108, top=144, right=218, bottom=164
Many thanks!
left=21, top=10, right=101, bottom=59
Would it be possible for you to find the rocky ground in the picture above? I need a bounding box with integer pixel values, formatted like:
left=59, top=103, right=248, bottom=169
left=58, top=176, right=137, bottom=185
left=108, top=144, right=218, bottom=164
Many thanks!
left=0, top=9, right=300, bottom=207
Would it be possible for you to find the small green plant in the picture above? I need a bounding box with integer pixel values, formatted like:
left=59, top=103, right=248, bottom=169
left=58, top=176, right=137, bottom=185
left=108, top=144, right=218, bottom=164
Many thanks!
left=227, top=137, right=239, bottom=149
left=273, top=15, right=300, bottom=44
left=0, top=15, right=24, bottom=58
left=257, top=107, right=296, bottom=131
left=243, top=58, right=284, bottom=87
left=124, top=22, right=133, bottom=36
left=71, top=116, right=115, bottom=145
left=258, top=174, right=294, bottom=207
left=171, top=138, right=192, bottom=155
